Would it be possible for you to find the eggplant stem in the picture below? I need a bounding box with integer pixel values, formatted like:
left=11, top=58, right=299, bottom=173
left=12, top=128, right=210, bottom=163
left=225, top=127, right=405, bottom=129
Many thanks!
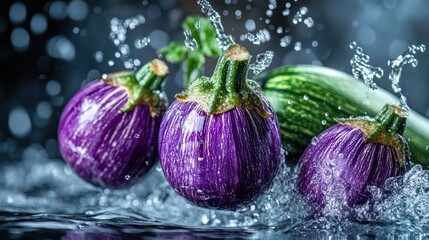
left=175, top=44, right=272, bottom=118
left=102, top=59, right=169, bottom=115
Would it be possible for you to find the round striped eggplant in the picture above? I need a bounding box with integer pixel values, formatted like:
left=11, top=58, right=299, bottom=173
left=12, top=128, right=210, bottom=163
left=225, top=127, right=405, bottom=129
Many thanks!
left=158, top=44, right=282, bottom=210
left=58, top=59, right=169, bottom=189
left=297, top=104, right=410, bottom=207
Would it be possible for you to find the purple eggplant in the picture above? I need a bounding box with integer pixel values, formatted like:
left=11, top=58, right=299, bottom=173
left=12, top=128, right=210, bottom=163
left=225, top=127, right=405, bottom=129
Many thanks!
left=58, top=59, right=169, bottom=189
left=158, top=44, right=282, bottom=210
left=297, top=104, right=410, bottom=207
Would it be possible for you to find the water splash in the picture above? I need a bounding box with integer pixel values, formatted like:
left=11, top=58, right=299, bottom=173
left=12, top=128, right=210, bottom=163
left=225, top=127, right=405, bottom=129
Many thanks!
left=109, top=15, right=147, bottom=68
left=387, top=44, right=426, bottom=116
left=240, top=29, right=271, bottom=45
left=183, top=29, right=198, bottom=51
left=135, top=37, right=150, bottom=49
left=197, top=0, right=235, bottom=51
left=292, top=7, right=314, bottom=28
left=249, top=51, right=274, bottom=75
left=349, top=41, right=384, bottom=90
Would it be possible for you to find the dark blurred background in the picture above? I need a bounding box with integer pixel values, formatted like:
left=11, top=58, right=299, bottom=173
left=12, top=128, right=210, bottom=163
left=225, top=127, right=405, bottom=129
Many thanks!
left=1, top=0, right=428, bottom=162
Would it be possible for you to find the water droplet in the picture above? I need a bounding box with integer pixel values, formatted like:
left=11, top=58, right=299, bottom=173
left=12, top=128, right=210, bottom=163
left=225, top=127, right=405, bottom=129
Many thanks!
left=30, top=14, right=48, bottom=35
left=287, top=99, right=293, bottom=104
left=134, top=134, right=140, bottom=138
left=36, top=101, right=53, bottom=119
left=108, top=60, right=114, bottom=66
left=387, top=44, right=426, bottom=116
left=195, top=21, right=201, bottom=29
left=249, top=51, right=274, bottom=75
left=325, top=112, right=329, bottom=117
left=197, top=0, right=235, bottom=51
left=184, top=29, right=198, bottom=51
left=240, top=29, right=270, bottom=45
left=125, top=175, right=131, bottom=180
left=349, top=41, right=383, bottom=90
left=9, top=2, right=27, bottom=24
left=9, top=107, right=32, bottom=138
left=294, top=41, right=302, bottom=51
left=303, top=94, right=309, bottom=100
left=135, top=37, right=150, bottom=49
left=46, top=80, right=61, bottom=96
left=321, top=120, right=327, bottom=125
left=68, top=0, right=89, bottom=21
left=47, top=36, right=76, bottom=61
left=338, top=105, right=342, bottom=110
left=10, top=28, right=30, bottom=52
left=280, top=35, right=292, bottom=47
left=245, top=19, right=256, bottom=32
left=310, top=136, right=318, bottom=145
left=48, top=1, right=68, bottom=20
left=198, top=157, right=204, bottom=161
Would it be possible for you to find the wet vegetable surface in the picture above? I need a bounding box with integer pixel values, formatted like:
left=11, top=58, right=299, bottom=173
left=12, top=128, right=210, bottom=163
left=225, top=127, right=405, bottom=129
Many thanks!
left=159, top=45, right=282, bottom=209
left=297, top=104, right=410, bottom=207
left=58, top=60, right=169, bottom=189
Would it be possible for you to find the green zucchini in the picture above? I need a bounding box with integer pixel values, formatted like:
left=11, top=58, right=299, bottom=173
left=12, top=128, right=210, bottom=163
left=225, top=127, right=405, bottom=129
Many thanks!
left=261, top=65, right=429, bottom=166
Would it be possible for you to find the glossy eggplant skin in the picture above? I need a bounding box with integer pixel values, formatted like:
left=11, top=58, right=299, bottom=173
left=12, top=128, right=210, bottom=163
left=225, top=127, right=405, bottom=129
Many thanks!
left=297, top=124, right=408, bottom=207
left=58, top=81, right=161, bottom=189
left=158, top=99, right=282, bottom=210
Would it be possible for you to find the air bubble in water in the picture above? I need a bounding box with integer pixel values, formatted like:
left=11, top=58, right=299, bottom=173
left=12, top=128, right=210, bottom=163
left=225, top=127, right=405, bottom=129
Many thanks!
left=387, top=44, right=426, bottom=116
left=349, top=41, right=383, bottom=90
left=249, top=51, right=274, bottom=75
left=292, top=7, right=308, bottom=24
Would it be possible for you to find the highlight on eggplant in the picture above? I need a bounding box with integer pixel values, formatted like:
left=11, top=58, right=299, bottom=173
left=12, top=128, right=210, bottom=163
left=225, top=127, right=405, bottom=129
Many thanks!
left=297, top=104, right=410, bottom=208
left=158, top=44, right=282, bottom=210
left=58, top=59, right=169, bottom=189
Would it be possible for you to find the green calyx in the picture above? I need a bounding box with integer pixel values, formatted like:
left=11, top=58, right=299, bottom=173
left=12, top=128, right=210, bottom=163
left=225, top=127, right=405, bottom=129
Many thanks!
left=175, top=44, right=271, bottom=118
left=337, top=104, right=409, bottom=167
left=102, top=59, right=169, bottom=117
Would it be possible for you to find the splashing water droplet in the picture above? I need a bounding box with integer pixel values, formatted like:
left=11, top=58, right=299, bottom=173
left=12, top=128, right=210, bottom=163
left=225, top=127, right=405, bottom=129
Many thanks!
left=135, top=37, right=150, bottom=49
left=197, top=0, right=235, bottom=51
left=349, top=41, right=383, bottom=90
left=387, top=44, right=426, bottom=116
left=280, top=35, right=292, bottom=47
left=294, top=41, right=302, bottom=51
left=240, top=29, right=270, bottom=45
left=184, top=29, right=198, bottom=51
left=249, top=51, right=274, bottom=75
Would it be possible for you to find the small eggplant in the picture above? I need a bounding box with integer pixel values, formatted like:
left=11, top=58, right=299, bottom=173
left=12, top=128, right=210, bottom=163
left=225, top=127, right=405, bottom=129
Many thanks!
left=297, top=104, right=410, bottom=207
left=58, top=59, right=169, bottom=189
left=158, top=44, right=282, bottom=210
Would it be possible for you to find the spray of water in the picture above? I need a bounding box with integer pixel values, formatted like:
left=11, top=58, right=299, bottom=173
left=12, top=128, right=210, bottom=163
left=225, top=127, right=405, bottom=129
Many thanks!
left=197, top=0, right=235, bottom=51
left=349, top=41, right=384, bottom=90
left=249, top=51, right=274, bottom=75
left=388, top=44, right=426, bottom=116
